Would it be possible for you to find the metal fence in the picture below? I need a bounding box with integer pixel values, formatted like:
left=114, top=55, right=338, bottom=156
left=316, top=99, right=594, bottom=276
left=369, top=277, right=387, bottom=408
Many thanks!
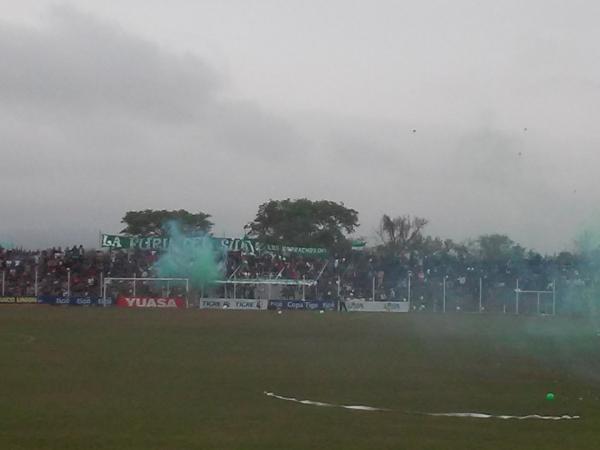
left=353, top=273, right=561, bottom=315
left=0, top=268, right=591, bottom=316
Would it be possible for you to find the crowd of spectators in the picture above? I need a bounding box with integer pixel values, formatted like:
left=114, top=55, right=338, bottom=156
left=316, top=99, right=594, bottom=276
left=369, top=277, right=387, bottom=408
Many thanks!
left=0, top=243, right=592, bottom=312
left=0, top=245, right=154, bottom=297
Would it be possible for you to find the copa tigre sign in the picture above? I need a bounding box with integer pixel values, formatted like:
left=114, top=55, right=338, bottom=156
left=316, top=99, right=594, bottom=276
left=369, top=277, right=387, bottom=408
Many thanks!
left=116, top=297, right=186, bottom=308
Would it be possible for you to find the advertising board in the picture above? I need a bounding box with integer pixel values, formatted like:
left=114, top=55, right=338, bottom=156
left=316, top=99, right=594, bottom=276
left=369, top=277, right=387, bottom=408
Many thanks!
left=199, top=299, right=265, bottom=310
left=346, top=301, right=409, bottom=312
left=116, top=296, right=186, bottom=308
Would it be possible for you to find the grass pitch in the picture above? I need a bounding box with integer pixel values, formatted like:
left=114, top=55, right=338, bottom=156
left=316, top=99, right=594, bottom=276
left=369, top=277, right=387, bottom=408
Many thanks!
left=1, top=307, right=599, bottom=449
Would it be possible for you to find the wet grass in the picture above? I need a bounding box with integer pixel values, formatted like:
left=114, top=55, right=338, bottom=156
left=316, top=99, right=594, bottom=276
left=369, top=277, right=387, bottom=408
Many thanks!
left=1, top=306, right=599, bottom=449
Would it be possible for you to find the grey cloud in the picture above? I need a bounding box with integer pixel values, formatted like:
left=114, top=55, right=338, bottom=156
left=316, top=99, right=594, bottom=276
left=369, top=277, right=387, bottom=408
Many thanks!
left=0, top=7, right=219, bottom=121
left=0, top=6, right=307, bottom=165
left=0, top=7, right=309, bottom=248
left=1, top=4, right=599, bottom=254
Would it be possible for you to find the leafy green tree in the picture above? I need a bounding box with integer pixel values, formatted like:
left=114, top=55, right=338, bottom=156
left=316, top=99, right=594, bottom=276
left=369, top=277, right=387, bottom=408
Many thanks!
left=247, top=199, right=359, bottom=251
left=474, top=234, right=527, bottom=275
left=556, top=251, right=576, bottom=268
left=419, top=237, right=467, bottom=267
left=476, top=234, right=515, bottom=262
left=121, top=209, right=213, bottom=236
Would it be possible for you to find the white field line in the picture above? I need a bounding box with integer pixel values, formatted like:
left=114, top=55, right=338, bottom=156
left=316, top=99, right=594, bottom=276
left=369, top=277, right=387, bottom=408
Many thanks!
left=423, top=412, right=580, bottom=420
left=264, top=392, right=388, bottom=411
left=264, top=392, right=580, bottom=420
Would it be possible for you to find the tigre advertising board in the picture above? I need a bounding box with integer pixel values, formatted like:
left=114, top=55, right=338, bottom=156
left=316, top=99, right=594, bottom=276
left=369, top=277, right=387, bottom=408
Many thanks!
left=199, top=299, right=265, bottom=310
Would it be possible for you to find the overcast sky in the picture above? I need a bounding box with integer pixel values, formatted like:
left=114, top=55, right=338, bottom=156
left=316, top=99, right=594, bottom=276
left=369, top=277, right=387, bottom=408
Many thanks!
left=1, top=1, right=599, bottom=253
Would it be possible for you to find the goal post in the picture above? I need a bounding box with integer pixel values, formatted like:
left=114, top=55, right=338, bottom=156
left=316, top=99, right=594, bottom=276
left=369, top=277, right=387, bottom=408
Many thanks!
left=102, top=277, right=190, bottom=308
left=208, top=260, right=327, bottom=302
left=514, top=279, right=556, bottom=315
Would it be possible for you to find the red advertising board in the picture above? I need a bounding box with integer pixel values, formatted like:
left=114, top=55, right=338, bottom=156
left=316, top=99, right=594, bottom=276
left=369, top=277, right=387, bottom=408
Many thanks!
left=116, top=296, right=186, bottom=308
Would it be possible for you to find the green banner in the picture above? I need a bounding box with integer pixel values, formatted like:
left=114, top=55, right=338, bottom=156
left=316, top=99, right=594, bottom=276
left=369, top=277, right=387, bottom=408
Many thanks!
left=351, top=239, right=367, bottom=250
left=100, top=234, right=256, bottom=253
left=101, top=234, right=169, bottom=250
left=262, top=244, right=328, bottom=257
left=100, top=234, right=326, bottom=257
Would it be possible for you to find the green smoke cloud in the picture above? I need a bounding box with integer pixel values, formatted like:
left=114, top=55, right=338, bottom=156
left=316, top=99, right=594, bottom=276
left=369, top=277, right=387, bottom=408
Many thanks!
left=153, top=221, right=225, bottom=289
left=575, top=222, right=600, bottom=316
left=0, top=240, right=15, bottom=249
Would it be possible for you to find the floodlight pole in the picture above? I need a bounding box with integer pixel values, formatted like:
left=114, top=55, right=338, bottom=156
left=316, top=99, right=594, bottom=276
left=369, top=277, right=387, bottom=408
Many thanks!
left=478, top=277, right=483, bottom=312
left=99, top=272, right=103, bottom=298
left=185, top=279, right=189, bottom=309
left=302, top=276, right=306, bottom=300
left=442, top=276, right=447, bottom=313
left=34, top=268, right=38, bottom=297
left=515, top=278, right=520, bottom=315
left=407, top=272, right=412, bottom=306
left=268, top=275, right=272, bottom=300
left=552, top=280, right=556, bottom=315
left=371, top=276, right=375, bottom=302
left=67, top=268, right=71, bottom=298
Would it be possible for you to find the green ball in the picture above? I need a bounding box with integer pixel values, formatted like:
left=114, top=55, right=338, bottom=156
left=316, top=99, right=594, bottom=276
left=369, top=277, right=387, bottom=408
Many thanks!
left=546, top=392, right=555, bottom=401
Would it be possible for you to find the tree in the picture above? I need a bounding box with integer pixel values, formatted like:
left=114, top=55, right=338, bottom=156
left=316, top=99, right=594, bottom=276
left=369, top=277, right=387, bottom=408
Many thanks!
left=474, top=234, right=527, bottom=274
left=556, top=251, right=576, bottom=268
left=121, top=209, right=213, bottom=236
left=475, top=234, right=515, bottom=262
left=247, top=199, right=359, bottom=251
left=377, top=214, right=428, bottom=257
left=419, top=237, right=467, bottom=266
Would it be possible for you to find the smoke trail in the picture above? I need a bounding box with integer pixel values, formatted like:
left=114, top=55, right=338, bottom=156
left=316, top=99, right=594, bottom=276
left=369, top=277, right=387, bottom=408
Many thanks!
left=0, top=240, right=15, bottom=249
left=575, top=224, right=600, bottom=317
left=153, top=221, right=225, bottom=289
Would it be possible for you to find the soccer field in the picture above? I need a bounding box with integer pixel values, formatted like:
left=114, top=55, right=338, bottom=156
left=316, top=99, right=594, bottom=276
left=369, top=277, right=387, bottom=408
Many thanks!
left=1, top=307, right=599, bottom=450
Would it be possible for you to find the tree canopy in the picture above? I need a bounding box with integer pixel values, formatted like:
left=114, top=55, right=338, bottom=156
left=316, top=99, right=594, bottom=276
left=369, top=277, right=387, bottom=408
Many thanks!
left=377, top=214, right=429, bottom=258
left=247, top=199, right=359, bottom=251
left=121, top=209, right=213, bottom=236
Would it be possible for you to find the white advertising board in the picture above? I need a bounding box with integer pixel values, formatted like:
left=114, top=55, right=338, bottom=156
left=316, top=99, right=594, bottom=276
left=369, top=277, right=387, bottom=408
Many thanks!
left=346, top=300, right=409, bottom=313
left=199, top=299, right=266, bottom=310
